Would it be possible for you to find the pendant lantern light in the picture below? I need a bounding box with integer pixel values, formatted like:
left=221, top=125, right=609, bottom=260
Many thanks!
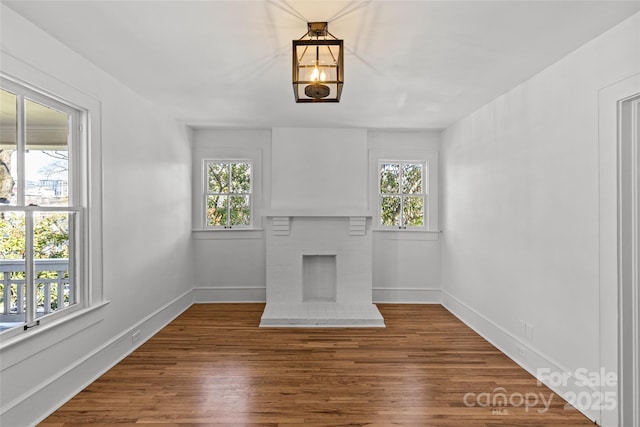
left=292, top=22, right=344, bottom=103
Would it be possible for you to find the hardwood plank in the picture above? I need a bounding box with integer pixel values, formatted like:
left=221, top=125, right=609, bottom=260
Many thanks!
left=40, top=304, right=594, bottom=426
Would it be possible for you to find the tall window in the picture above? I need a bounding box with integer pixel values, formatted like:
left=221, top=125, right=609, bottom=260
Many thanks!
left=204, top=160, right=252, bottom=228
left=1, top=80, right=83, bottom=336
left=379, top=161, right=426, bottom=228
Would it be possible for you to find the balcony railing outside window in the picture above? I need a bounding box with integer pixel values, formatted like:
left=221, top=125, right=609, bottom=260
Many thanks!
left=0, top=259, right=72, bottom=331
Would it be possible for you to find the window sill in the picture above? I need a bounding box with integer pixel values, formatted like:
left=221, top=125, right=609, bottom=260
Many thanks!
left=373, top=228, right=441, bottom=241
left=192, top=228, right=264, bottom=240
left=0, top=300, right=110, bottom=353
left=373, top=228, right=441, bottom=233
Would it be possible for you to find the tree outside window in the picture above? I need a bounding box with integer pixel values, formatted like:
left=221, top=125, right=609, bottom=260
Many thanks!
left=205, top=161, right=252, bottom=228
left=379, top=162, right=425, bottom=228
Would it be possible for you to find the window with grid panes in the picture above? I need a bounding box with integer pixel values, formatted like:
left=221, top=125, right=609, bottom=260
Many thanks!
left=378, top=161, right=426, bottom=229
left=204, top=161, right=252, bottom=228
left=0, top=79, right=85, bottom=337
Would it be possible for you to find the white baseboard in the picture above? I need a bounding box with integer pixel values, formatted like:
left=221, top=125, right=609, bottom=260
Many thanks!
left=1, top=290, right=194, bottom=427
left=193, top=286, right=266, bottom=303
left=192, top=286, right=439, bottom=304
left=373, top=287, right=441, bottom=303
left=441, top=290, right=600, bottom=424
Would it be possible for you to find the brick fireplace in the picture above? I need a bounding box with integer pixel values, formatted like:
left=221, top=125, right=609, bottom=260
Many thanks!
left=261, top=128, right=384, bottom=327
left=260, top=214, right=384, bottom=327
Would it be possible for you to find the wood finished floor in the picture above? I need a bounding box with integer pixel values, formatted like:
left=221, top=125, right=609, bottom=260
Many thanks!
left=41, top=304, right=594, bottom=426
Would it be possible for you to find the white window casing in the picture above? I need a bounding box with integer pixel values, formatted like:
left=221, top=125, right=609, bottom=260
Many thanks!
left=0, top=64, right=103, bottom=346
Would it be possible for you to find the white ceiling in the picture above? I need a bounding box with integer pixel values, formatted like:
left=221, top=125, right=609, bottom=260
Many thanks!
left=4, top=0, right=640, bottom=129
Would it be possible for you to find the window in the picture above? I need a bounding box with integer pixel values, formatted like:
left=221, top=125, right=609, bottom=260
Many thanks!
left=379, top=161, right=426, bottom=228
left=1, top=79, right=85, bottom=337
left=192, top=135, right=265, bottom=238
left=204, top=160, right=252, bottom=228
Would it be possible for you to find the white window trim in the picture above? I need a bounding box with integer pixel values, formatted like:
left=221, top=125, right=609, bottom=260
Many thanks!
left=202, top=159, right=254, bottom=230
left=369, top=149, right=439, bottom=234
left=378, top=160, right=427, bottom=230
left=192, top=146, right=263, bottom=239
left=0, top=57, right=104, bottom=345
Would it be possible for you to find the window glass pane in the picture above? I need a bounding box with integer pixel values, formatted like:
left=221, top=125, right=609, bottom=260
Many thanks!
left=230, top=195, right=250, bottom=226
left=206, top=195, right=228, bottom=226
left=204, top=161, right=252, bottom=228
left=33, top=211, right=73, bottom=318
left=0, top=211, right=26, bottom=331
left=1, top=89, right=17, bottom=206
left=207, top=163, right=229, bottom=193
left=379, top=163, right=399, bottom=194
left=380, top=195, right=400, bottom=226
left=403, top=196, right=424, bottom=227
left=230, top=162, right=251, bottom=193
left=402, top=163, right=423, bottom=194
left=25, top=98, right=70, bottom=207
left=2, top=82, right=85, bottom=337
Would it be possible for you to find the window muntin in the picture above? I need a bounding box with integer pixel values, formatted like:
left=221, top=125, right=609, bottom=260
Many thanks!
left=379, top=161, right=426, bottom=228
left=25, top=97, right=70, bottom=207
left=204, top=160, right=252, bottom=228
left=1, top=82, right=82, bottom=336
left=0, top=89, right=17, bottom=206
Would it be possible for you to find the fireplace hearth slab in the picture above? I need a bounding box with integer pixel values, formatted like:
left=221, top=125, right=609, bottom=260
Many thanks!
left=259, top=302, right=385, bottom=328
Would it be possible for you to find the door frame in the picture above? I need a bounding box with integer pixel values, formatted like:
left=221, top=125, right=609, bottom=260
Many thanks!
left=598, top=73, right=640, bottom=427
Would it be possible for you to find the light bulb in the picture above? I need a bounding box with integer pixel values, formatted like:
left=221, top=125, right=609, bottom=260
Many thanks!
left=310, top=67, right=319, bottom=81
left=320, top=70, right=327, bottom=81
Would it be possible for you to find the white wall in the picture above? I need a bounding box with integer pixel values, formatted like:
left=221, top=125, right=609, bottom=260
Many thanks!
left=191, top=129, right=270, bottom=302
left=440, top=12, right=640, bottom=424
left=0, top=6, right=194, bottom=426
left=191, top=128, right=442, bottom=304
left=270, top=127, right=368, bottom=213
left=369, top=131, right=441, bottom=303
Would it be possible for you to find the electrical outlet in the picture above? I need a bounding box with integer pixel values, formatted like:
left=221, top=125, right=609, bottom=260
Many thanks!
left=131, top=330, right=141, bottom=345
left=519, top=320, right=534, bottom=342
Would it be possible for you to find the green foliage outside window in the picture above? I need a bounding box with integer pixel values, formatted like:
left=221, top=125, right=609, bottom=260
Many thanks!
left=0, top=212, right=71, bottom=313
left=379, top=162, right=425, bottom=227
left=206, top=162, right=251, bottom=227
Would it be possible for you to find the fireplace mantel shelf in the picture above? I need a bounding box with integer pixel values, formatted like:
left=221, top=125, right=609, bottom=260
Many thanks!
left=263, top=209, right=373, bottom=218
